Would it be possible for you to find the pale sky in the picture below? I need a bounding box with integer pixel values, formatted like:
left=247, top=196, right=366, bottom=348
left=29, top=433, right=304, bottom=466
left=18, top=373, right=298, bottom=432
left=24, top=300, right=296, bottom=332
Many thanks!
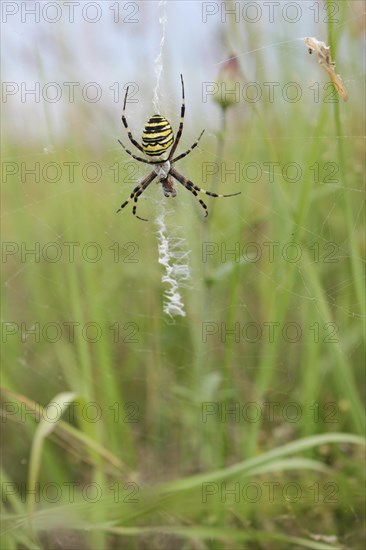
left=1, top=1, right=362, bottom=147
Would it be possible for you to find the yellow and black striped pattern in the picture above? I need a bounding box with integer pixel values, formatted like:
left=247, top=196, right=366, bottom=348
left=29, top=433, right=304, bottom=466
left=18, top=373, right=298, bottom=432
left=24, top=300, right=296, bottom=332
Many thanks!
left=141, top=115, right=174, bottom=158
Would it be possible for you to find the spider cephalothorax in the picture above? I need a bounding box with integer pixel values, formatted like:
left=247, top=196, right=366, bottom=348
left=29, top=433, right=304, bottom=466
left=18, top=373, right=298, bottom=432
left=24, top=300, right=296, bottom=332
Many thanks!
left=153, top=162, right=176, bottom=197
left=117, top=74, right=241, bottom=221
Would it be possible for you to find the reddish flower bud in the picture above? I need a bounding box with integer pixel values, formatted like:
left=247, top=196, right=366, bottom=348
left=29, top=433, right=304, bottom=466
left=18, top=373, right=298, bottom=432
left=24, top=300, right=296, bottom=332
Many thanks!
left=212, top=54, right=242, bottom=110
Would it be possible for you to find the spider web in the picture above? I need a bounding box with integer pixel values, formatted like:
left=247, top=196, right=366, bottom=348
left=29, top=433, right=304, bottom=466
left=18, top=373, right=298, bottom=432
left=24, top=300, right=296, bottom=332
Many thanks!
left=150, top=0, right=192, bottom=319
left=3, top=1, right=364, bottom=332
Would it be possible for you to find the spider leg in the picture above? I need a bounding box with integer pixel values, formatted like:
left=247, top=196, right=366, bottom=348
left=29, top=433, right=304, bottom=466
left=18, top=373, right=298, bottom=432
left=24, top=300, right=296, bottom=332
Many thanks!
left=171, top=129, right=205, bottom=163
left=170, top=168, right=208, bottom=217
left=117, top=139, right=157, bottom=165
left=131, top=177, right=157, bottom=221
left=168, top=74, right=185, bottom=160
left=121, top=86, right=145, bottom=154
left=117, top=171, right=156, bottom=221
left=170, top=167, right=241, bottom=217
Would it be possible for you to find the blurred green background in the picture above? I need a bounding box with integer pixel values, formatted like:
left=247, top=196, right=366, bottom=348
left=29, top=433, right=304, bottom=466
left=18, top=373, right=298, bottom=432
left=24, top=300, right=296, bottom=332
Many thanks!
left=1, top=1, right=365, bottom=548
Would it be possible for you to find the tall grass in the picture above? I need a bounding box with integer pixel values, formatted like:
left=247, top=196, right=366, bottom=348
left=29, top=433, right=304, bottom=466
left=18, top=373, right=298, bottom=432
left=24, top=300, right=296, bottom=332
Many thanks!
left=2, top=2, right=365, bottom=548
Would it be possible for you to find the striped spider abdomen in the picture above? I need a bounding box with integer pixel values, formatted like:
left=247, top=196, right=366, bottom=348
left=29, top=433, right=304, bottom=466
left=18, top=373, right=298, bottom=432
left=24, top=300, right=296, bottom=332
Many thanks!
left=141, top=115, right=174, bottom=158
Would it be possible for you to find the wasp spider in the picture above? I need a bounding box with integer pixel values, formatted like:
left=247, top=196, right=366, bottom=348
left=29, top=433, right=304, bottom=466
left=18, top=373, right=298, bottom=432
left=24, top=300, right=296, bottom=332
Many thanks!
left=117, top=74, right=241, bottom=221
